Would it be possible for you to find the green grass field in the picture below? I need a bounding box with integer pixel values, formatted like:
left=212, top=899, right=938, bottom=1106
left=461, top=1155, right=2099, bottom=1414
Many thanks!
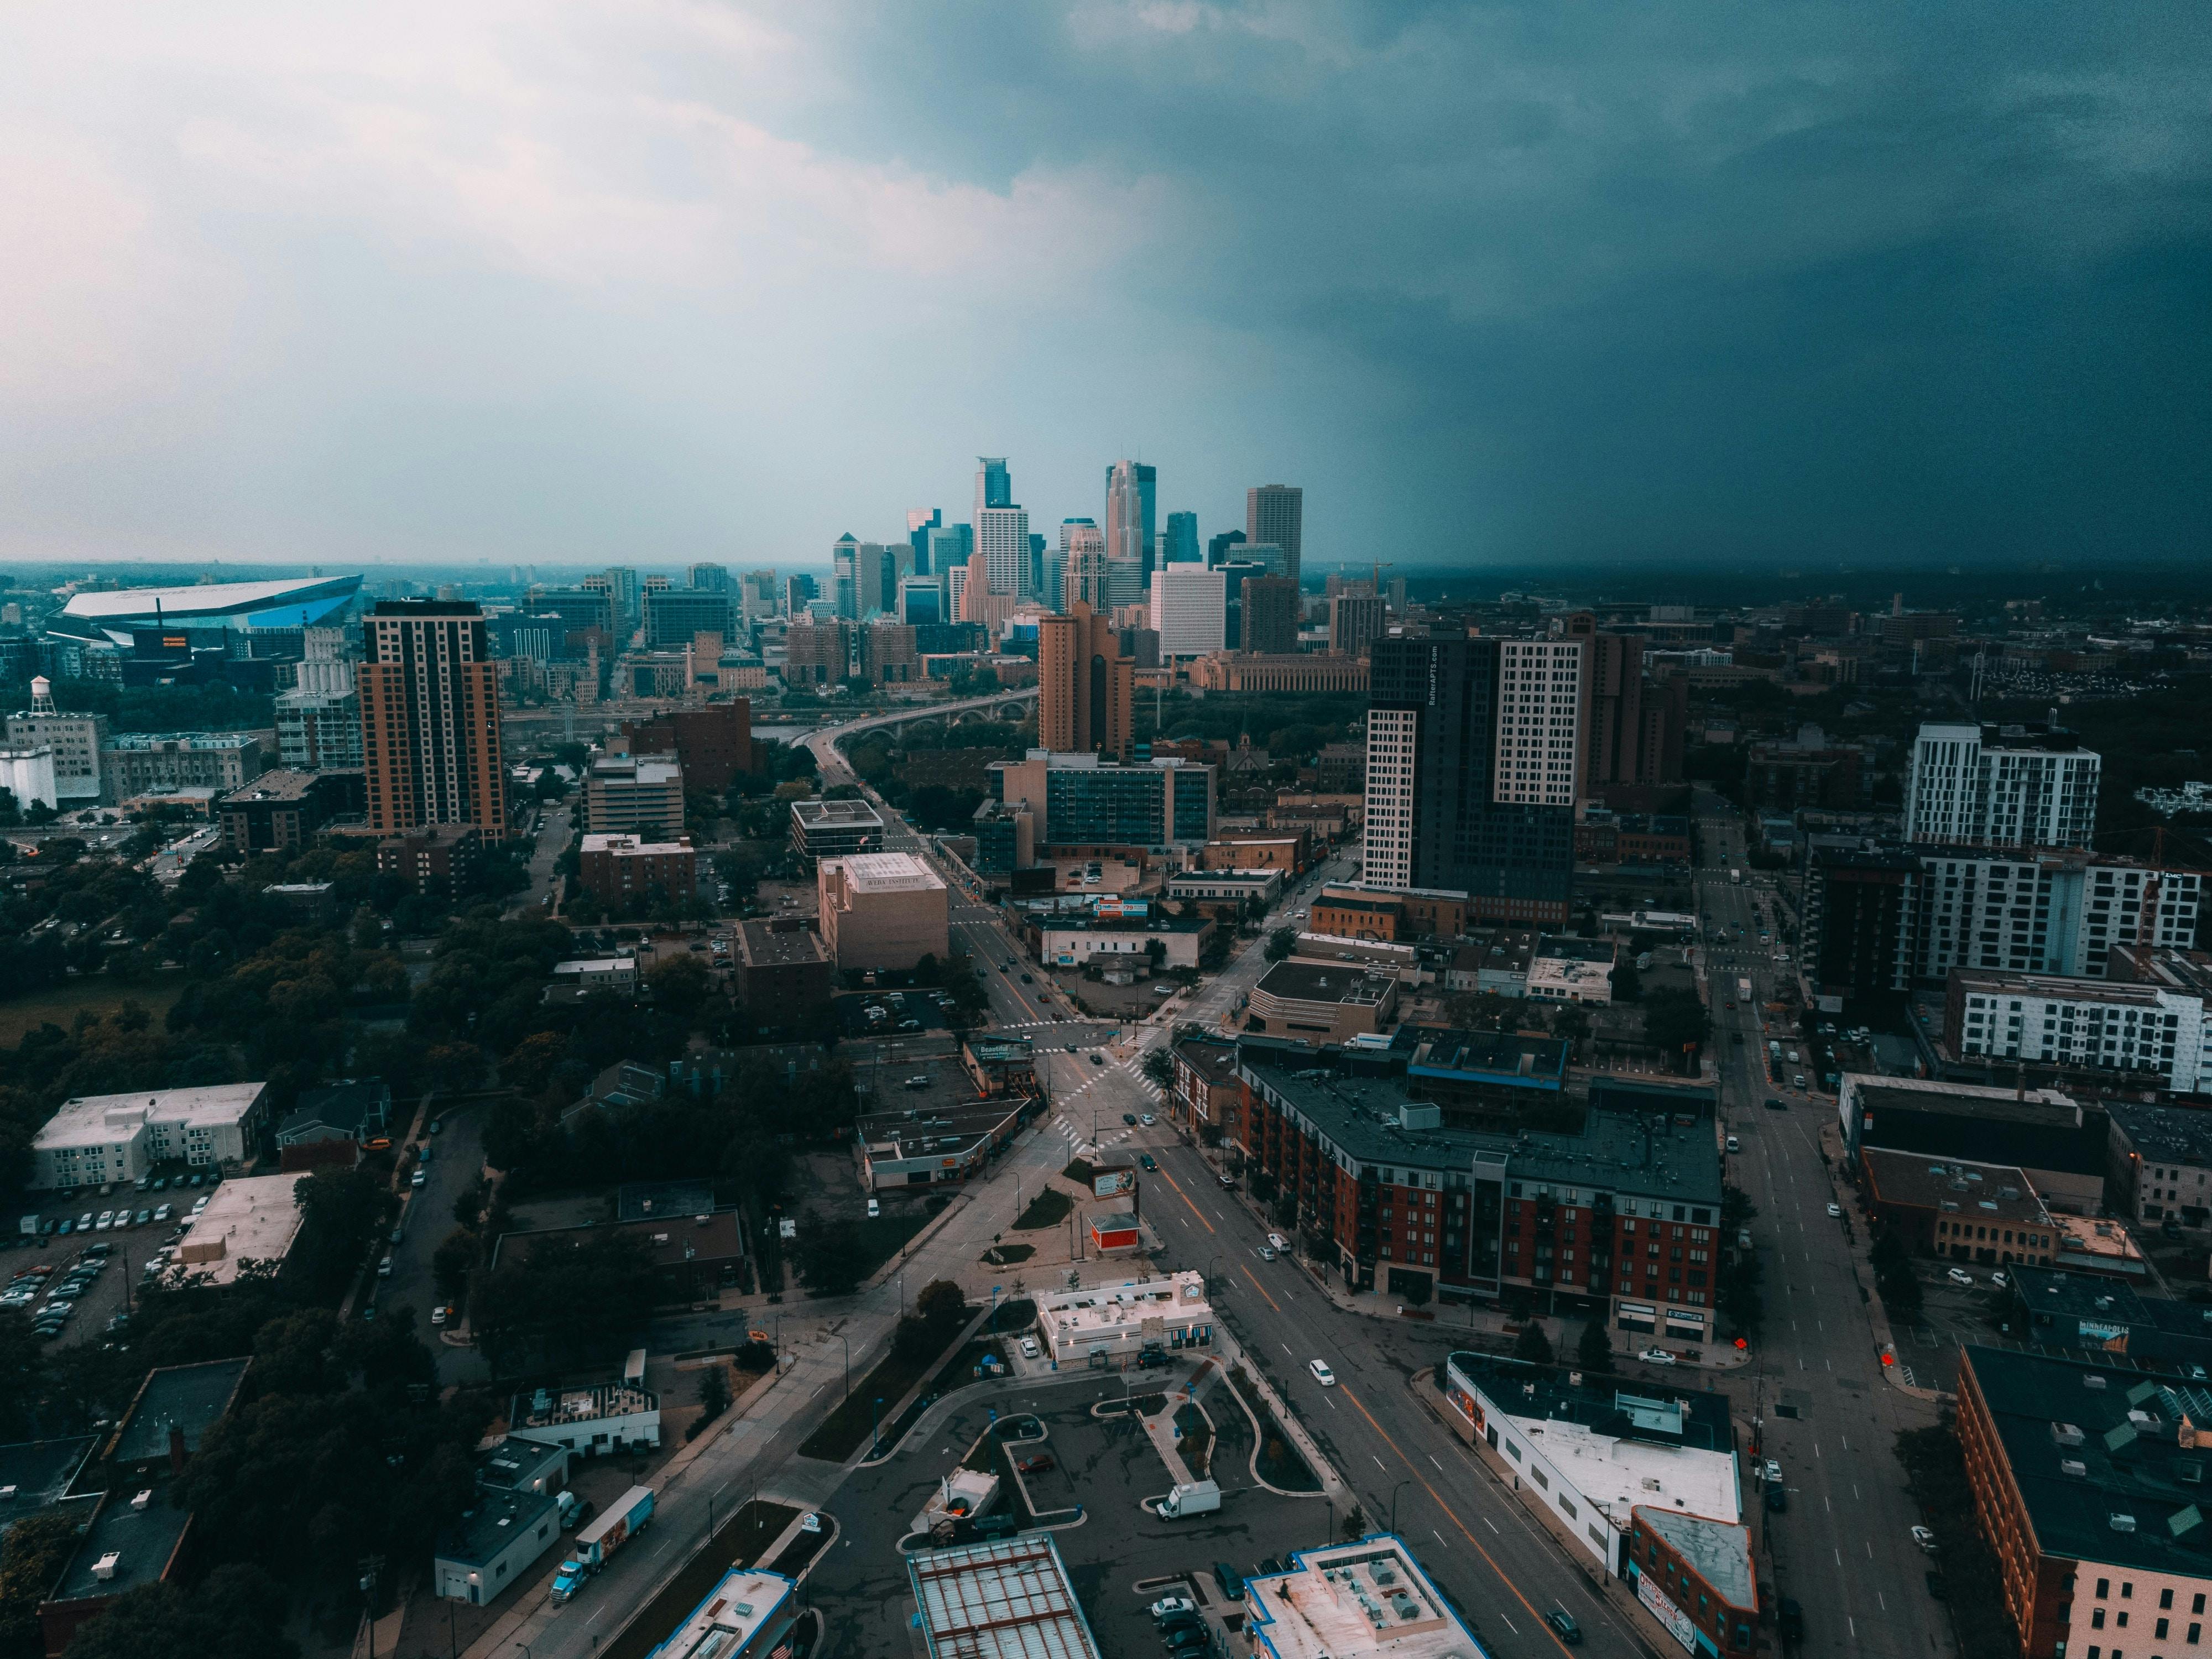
left=0, top=978, right=186, bottom=1049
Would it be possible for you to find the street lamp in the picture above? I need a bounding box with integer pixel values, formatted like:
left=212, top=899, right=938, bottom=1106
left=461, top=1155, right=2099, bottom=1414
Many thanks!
left=838, top=1333, right=851, bottom=1400
left=1205, top=1253, right=1224, bottom=1300
left=1389, top=1478, right=1412, bottom=1535
left=871, top=1396, right=885, bottom=1455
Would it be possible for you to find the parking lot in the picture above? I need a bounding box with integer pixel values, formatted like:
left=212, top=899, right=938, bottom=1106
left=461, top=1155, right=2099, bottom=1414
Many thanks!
left=5, top=1171, right=226, bottom=1348
left=806, top=1366, right=1329, bottom=1658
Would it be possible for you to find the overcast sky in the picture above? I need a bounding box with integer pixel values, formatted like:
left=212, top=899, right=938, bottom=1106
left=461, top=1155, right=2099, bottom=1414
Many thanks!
left=4, top=2, right=2206, bottom=572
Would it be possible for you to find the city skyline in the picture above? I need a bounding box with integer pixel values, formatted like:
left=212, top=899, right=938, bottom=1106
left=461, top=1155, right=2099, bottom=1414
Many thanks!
left=4, top=7, right=2204, bottom=570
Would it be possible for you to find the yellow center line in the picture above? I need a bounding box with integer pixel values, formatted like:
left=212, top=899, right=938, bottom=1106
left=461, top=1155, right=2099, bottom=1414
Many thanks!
left=1238, top=1263, right=1281, bottom=1313
left=1148, top=1161, right=1216, bottom=1236
left=1337, top=1383, right=1577, bottom=1657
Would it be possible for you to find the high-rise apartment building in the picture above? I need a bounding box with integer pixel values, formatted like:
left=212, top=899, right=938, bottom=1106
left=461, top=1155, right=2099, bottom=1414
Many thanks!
left=1328, top=592, right=1386, bottom=659
left=739, top=570, right=779, bottom=618
left=687, top=564, right=729, bottom=592
left=1494, top=638, right=1588, bottom=808
left=275, top=685, right=363, bottom=769
left=1149, top=566, right=1226, bottom=658
left=1241, top=576, right=1302, bottom=656
left=1363, top=637, right=1574, bottom=925
left=1038, top=604, right=1133, bottom=763
left=1905, top=722, right=2101, bottom=850
left=782, top=618, right=853, bottom=686
left=1246, top=485, right=1303, bottom=583
left=926, top=523, right=972, bottom=585
left=358, top=601, right=509, bottom=842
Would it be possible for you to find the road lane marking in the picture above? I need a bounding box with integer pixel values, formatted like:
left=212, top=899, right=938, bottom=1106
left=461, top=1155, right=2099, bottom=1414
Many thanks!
left=1149, top=1162, right=1217, bottom=1237
left=1240, top=1267, right=1282, bottom=1313
left=1335, top=1385, right=1576, bottom=1655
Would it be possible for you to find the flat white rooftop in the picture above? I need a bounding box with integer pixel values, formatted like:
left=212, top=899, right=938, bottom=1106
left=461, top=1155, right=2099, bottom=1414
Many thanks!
left=173, top=1172, right=309, bottom=1285
left=646, top=1568, right=794, bottom=1659
left=833, top=852, right=945, bottom=893
left=1503, top=1406, right=1741, bottom=1526
left=553, top=958, right=635, bottom=975
left=1245, top=1537, right=1485, bottom=1659
left=33, top=1083, right=266, bottom=1151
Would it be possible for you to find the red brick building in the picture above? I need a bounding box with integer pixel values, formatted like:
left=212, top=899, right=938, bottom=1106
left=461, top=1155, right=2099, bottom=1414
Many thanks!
left=1235, top=1038, right=1724, bottom=1339
left=577, top=833, right=698, bottom=907
left=1171, top=1039, right=1241, bottom=1141
left=1625, top=1507, right=1757, bottom=1658
left=621, top=701, right=755, bottom=792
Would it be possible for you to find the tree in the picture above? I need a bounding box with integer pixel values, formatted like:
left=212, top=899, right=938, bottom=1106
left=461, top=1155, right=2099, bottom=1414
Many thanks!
left=0, top=1311, right=43, bottom=1441
left=1609, top=960, right=1643, bottom=1003
left=790, top=1209, right=868, bottom=1298
left=915, top=1278, right=966, bottom=1328
left=1141, top=1048, right=1175, bottom=1088
left=1264, top=928, right=1297, bottom=962
left=59, top=1564, right=298, bottom=1659
left=1642, top=987, right=1712, bottom=1061
left=646, top=952, right=712, bottom=1016
left=432, top=1228, right=481, bottom=1302
left=1512, top=1319, right=1554, bottom=1364
left=289, top=1168, right=390, bottom=1297
left=1576, top=1319, right=1616, bottom=1374
left=0, top=1510, right=79, bottom=1659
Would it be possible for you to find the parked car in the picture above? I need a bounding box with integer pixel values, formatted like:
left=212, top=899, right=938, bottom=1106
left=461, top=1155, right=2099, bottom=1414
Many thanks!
left=1947, top=1269, right=1974, bottom=1288
left=1763, top=1459, right=1783, bottom=1485
left=1911, top=1525, right=1938, bottom=1552
left=1638, top=1348, right=1677, bottom=1366
left=1148, top=1596, right=1195, bottom=1621
left=1019, top=1337, right=1040, bottom=1359
left=1267, top=1233, right=1288, bottom=1250
left=1016, top=1455, right=1053, bottom=1474
left=1825, top=1203, right=1843, bottom=1218
left=430, top=1306, right=448, bottom=1327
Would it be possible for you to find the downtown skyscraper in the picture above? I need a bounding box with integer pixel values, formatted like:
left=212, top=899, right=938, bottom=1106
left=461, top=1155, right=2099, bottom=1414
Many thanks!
left=1105, top=460, right=1157, bottom=589
left=975, top=456, right=1031, bottom=599
left=1246, top=484, right=1303, bottom=585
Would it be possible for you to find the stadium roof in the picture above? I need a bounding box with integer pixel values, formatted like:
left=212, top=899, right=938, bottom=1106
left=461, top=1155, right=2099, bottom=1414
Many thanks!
left=51, top=576, right=362, bottom=642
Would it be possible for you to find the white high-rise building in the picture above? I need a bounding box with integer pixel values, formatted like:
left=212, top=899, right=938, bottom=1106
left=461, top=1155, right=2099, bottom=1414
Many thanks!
left=1105, top=460, right=1147, bottom=583
left=1148, top=565, right=1226, bottom=659
left=1493, top=639, right=1585, bottom=808
left=1363, top=708, right=1420, bottom=888
left=1906, top=723, right=2101, bottom=851
left=972, top=457, right=1030, bottom=599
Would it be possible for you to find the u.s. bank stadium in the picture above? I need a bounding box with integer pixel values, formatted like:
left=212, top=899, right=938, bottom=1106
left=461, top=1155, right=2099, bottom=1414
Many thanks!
left=34, top=576, right=364, bottom=686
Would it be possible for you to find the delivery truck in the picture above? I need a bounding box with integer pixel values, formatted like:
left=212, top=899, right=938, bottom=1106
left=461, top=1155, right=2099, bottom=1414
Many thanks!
left=1159, top=1480, right=1220, bottom=1519
left=549, top=1485, right=654, bottom=1604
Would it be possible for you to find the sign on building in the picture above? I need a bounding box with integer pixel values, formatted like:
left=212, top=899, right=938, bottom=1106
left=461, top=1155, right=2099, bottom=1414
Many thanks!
left=1636, top=1568, right=1699, bottom=1654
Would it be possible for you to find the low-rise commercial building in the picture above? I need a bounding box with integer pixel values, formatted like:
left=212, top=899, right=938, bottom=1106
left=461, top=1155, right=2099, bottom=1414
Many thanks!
left=576, top=833, right=697, bottom=906
left=169, top=1172, right=311, bottom=1287
left=550, top=957, right=638, bottom=994
left=789, top=796, right=885, bottom=867
left=28, top=1082, right=270, bottom=1190
left=731, top=919, right=834, bottom=1035
left=216, top=767, right=366, bottom=855
left=1187, top=651, right=1370, bottom=693
left=1438, top=1352, right=1739, bottom=1575
left=1445, top=930, right=1536, bottom=996
left=474, top=1434, right=570, bottom=1499
left=506, top=1382, right=661, bottom=1458
left=1034, top=915, right=1210, bottom=972
left=906, top=1537, right=1103, bottom=1659
left=1244, top=1536, right=1488, bottom=1659
left=2109, top=1099, right=2212, bottom=1227
left=1857, top=1149, right=2059, bottom=1267
left=494, top=1213, right=745, bottom=1305
left=817, top=852, right=948, bottom=973
left=1033, top=1270, right=1214, bottom=1364
left=432, top=1489, right=562, bottom=1606
left=1311, top=884, right=1472, bottom=942
left=1626, top=1507, right=1757, bottom=1659
left=988, top=749, right=1215, bottom=858
left=1247, top=961, right=1400, bottom=1045
left=1171, top=1038, right=1241, bottom=1139
left=1956, top=1343, right=2212, bottom=1659
left=1202, top=833, right=1307, bottom=875
left=1164, top=868, right=1285, bottom=912
left=858, top=1097, right=1032, bottom=1191
left=646, top=1568, right=799, bottom=1659
left=1838, top=1072, right=2106, bottom=1214
left=2002, top=1266, right=2212, bottom=1374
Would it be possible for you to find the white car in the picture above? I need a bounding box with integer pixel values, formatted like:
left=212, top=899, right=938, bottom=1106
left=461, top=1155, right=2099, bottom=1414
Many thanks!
left=1638, top=1348, right=1677, bottom=1366
left=1762, top=1459, right=1783, bottom=1485
left=1911, top=1525, right=1938, bottom=1553
left=1020, top=1337, right=1040, bottom=1359
left=1947, top=1268, right=1975, bottom=1287
left=1308, top=1359, right=1337, bottom=1386
left=1825, top=1203, right=1843, bottom=1218
left=1139, top=1113, right=1155, bottom=1126
left=1149, top=1595, right=1196, bottom=1621
left=1267, top=1233, right=1288, bottom=1251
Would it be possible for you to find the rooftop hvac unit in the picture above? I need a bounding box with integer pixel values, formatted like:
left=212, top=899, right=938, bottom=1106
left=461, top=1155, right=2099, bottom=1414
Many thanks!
left=131, top=1490, right=152, bottom=1511
left=2062, top=1460, right=2088, bottom=1478
left=90, top=1553, right=121, bottom=1582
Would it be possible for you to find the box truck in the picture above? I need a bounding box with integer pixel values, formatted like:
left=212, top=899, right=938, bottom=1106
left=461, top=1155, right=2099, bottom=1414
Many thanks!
left=549, top=1485, right=654, bottom=1604
left=1159, top=1480, right=1220, bottom=1519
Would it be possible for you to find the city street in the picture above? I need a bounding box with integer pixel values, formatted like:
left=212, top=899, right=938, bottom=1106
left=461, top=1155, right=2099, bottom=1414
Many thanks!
left=1692, top=786, right=1947, bottom=1659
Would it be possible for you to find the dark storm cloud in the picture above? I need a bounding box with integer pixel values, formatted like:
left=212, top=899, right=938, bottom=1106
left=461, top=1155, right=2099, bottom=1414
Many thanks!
left=0, top=2, right=2204, bottom=565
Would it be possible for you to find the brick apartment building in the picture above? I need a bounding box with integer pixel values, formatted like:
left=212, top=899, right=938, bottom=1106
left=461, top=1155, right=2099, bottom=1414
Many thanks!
left=576, top=833, right=698, bottom=907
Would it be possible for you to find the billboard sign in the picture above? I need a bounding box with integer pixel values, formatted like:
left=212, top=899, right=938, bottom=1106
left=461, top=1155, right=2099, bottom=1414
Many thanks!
left=1092, top=1168, right=1135, bottom=1199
